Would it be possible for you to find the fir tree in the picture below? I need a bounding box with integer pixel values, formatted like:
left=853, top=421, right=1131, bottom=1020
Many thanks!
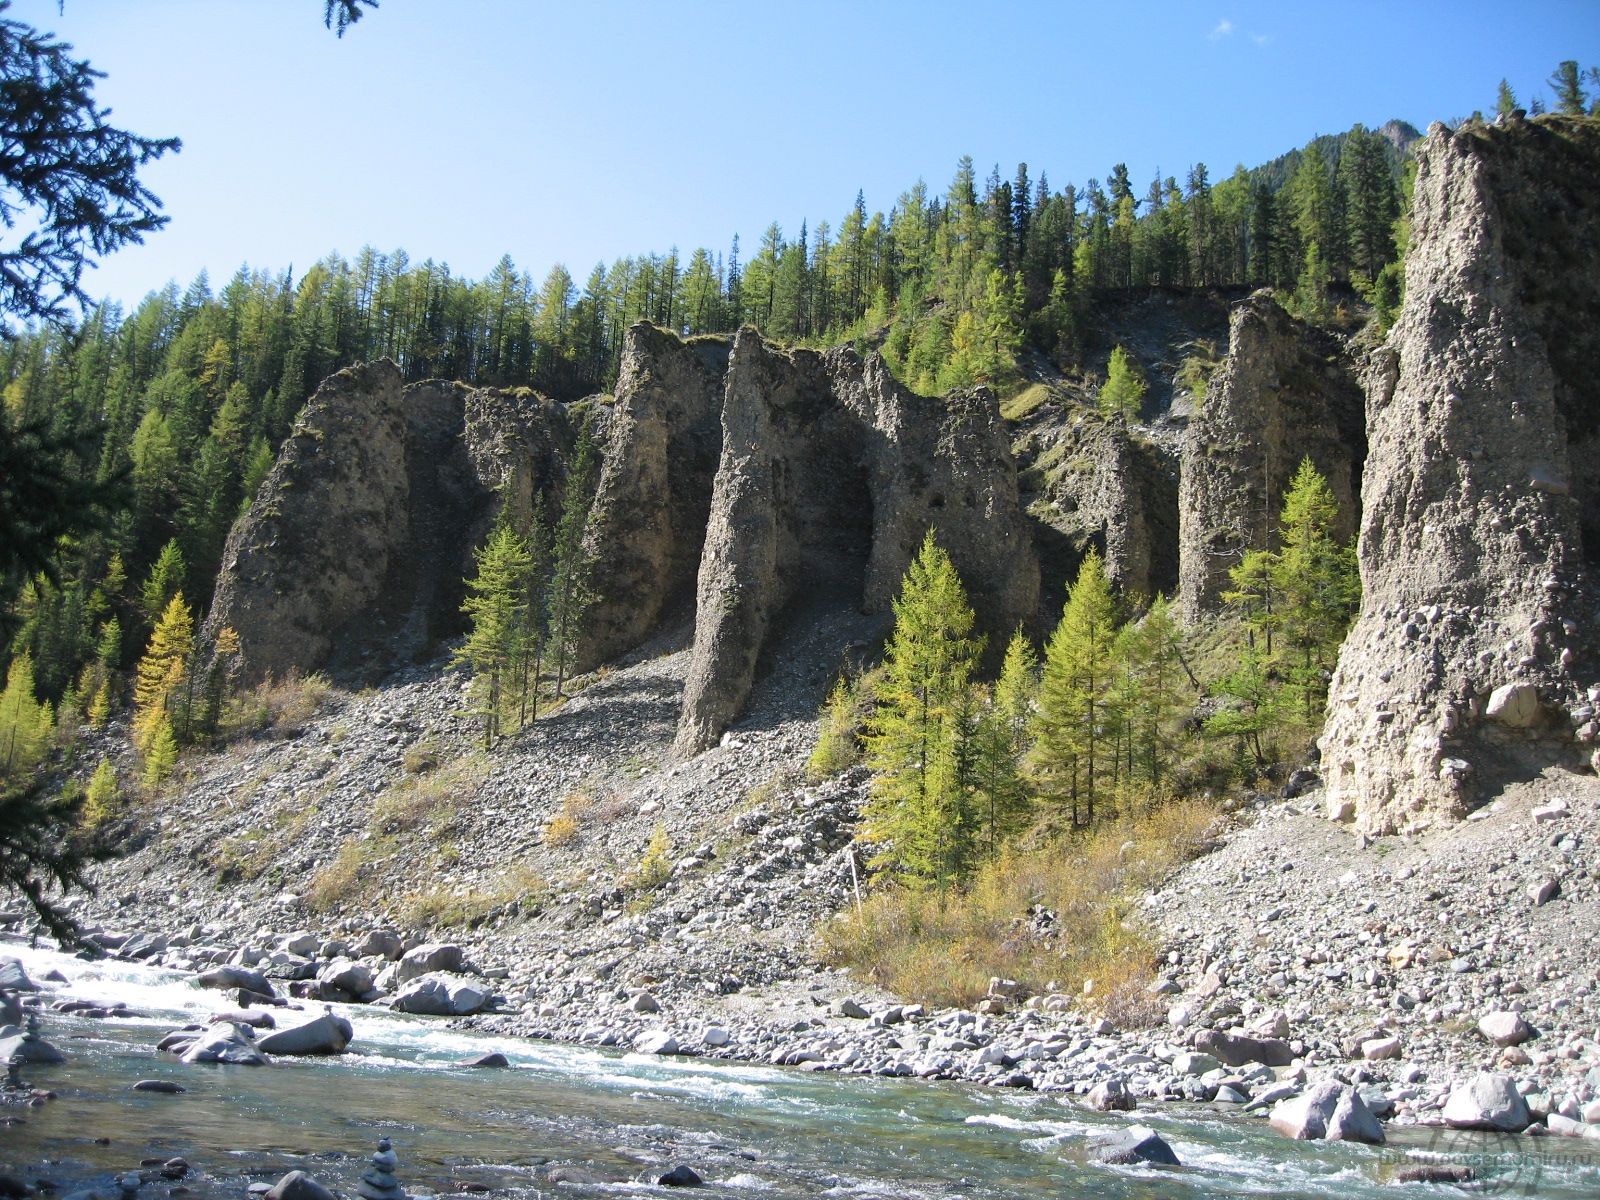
left=862, top=531, right=983, bottom=889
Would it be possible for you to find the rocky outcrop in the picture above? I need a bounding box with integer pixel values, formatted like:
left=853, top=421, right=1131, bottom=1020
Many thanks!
left=674, top=331, right=1038, bottom=755
left=1319, top=116, right=1600, bottom=833
left=1021, top=415, right=1177, bottom=601
left=580, top=324, right=728, bottom=667
left=1177, top=293, right=1365, bottom=623
left=206, top=362, right=570, bottom=685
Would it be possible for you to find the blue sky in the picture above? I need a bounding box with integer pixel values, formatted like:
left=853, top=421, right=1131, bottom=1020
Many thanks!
left=10, top=0, right=1598, bottom=311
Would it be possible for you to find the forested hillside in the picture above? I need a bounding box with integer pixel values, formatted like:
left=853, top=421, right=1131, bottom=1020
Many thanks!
left=0, top=114, right=1414, bottom=773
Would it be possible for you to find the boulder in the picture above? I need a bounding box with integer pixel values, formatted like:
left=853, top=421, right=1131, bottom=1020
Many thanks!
left=391, top=974, right=489, bottom=1017
left=264, top=1172, right=338, bottom=1200
left=1485, top=682, right=1542, bottom=727
left=131, top=1079, right=185, bottom=1094
left=460, top=1052, right=509, bottom=1068
left=1171, top=1051, right=1222, bottom=1077
left=177, top=1023, right=269, bottom=1066
left=197, top=966, right=275, bottom=997
left=1194, top=1028, right=1295, bottom=1068
left=354, top=930, right=404, bottom=961
left=1478, top=1012, right=1535, bottom=1047
left=258, top=1011, right=353, bottom=1056
left=395, top=943, right=465, bottom=983
left=654, top=1165, right=704, bottom=1188
left=634, top=1030, right=682, bottom=1055
left=1090, top=1125, right=1180, bottom=1167
left=317, top=958, right=374, bottom=998
left=0, top=1027, right=64, bottom=1065
left=1442, top=1072, right=1532, bottom=1132
left=0, top=957, right=39, bottom=992
left=1086, top=1077, right=1134, bottom=1112
left=279, top=932, right=321, bottom=957
left=1267, top=1081, right=1381, bottom=1143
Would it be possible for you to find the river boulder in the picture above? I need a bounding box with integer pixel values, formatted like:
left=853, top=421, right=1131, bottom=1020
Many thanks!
left=391, top=973, right=489, bottom=1016
left=258, top=1011, right=353, bottom=1056
left=176, top=1022, right=269, bottom=1066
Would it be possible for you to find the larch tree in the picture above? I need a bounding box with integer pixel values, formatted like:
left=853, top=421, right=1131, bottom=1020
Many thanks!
left=862, top=531, right=983, bottom=890
left=132, top=592, right=193, bottom=777
left=1031, top=549, right=1119, bottom=826
left=455, top=519, right=533, bottom=748
left=1098, top=346, right=1146, bottom=420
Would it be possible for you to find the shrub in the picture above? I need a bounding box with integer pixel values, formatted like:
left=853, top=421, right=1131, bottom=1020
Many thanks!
left=807, top=676, right=864, bottom=780
left=817, top=797, right=1218, bottom=1017
left=227, top=671, right=334, bottom=739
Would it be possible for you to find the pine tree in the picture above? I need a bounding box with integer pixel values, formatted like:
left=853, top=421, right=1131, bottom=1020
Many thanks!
left=862, top=531, right=983, bottom=889
left=82, top=758, right=120, bottom=828
left=1031, top=549, right=1119, bottom=826
left=1098, top=346, right=1147, bottom=420
left=455, top=521, right=533, bottom=747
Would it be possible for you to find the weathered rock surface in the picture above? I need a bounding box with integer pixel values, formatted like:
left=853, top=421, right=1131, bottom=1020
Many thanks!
left=206, top=361, right=571, bottom=685
left=391, top=973, right=489, bottom=1016
left=1320, top=116, right=1600, bottom=833
left=674, top=331, right=1037, bottom=755
left=1020, top=414, right=1177, bottom=600
left=257, top=1011, right=353, bottom=1056
left=1442, top=1071, right=1532, bottom=1132
left=1178, top=291, right=1364, bottom=623
left=580, top=325, right=727, bottom=668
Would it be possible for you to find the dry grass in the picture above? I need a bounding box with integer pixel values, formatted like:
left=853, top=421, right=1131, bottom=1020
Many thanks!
left=396, top=864, right=547, bottom=930
left=227, top=671, right=336, bottom=739
left=1000, top=382, right=1051, bottom=423
left=817, top=797, right=1219, bottom=1020
left=369, top=754, right=486, bottom=837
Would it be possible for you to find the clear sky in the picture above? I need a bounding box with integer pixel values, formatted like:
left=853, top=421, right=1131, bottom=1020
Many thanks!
left=10, top=0, right=1599, bottom=312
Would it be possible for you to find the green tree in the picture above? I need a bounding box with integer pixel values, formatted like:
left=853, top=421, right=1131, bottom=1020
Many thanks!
left=139, top=538, right=187, bottom=628
left=1496, top=79, right=1518, bottom=117
left=0, top=653, right=49, bottom=780
left=1550, top=60, right=1588, bottom=115
left=455, top=520, right=532, bottom=747
left=1271, top=458, right=1359, bottom=727
left=1031, top=549, right=1119, bottom=826
left=1098, top=345, right=1147, bottom=419
left=861, top=531, right=983, bottom=889
left=132, top=591, right=192, bottom=759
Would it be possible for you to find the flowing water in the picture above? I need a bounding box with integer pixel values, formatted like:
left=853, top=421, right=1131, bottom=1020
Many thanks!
left=1, top=941, right=1594, bottom=1199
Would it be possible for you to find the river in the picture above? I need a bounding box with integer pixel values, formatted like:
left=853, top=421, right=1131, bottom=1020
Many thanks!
left=1, top=941, right=1593, bottom=1198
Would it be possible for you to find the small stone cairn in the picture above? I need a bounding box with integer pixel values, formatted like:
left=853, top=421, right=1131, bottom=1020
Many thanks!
left=356, top=1138, right=406, bottom=1200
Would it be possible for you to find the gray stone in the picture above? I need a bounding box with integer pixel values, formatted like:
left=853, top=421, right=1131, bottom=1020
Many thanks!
left=391, top=973, right=488, bottom=1017
left=1090, top=1125, right=1180, bottom=1167
left=1325, top=1087, right=1386, bottom=1144
left=654, top=1165, right=703, bottom=1188
left=264, top=1172, right=337, bottom=1200
left=1485, top=683, right=1542, bottom=728
left=395, top=943, right=465, bottom=983
left=354, top=930, right=404, bottom=961
left=1478, top=1011, right=1535, bottom=1047
left=177, top=1023, right=268, bottom=1066
left=132, top=1079, right=185, bottom=1094
left=1086, top=1077, right=1134, bottom=1112
left=831, top=998, right=869, bottom=1019
left=1269, top=1081, right=1344, bottom=1140
left=257, top=1012, right=353, bottom=1056
left=317, top=957, right=374, bottom=998
left=634, top=1030, right=682, bottom=1055
left=197, top=966, right=274, bottom=997
left=1194, top=1028, right=1295, bottom=1068
left=1443, top=1072, right=1533, bottom=1132
left=0, top=957, right=38, bottom=992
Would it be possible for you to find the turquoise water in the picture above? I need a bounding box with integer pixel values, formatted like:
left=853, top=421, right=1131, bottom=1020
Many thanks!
left=2, top=943, right=1594, bottom=1198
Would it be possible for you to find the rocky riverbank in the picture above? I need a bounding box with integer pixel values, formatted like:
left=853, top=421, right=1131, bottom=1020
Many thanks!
left=13, top=611, right=1590, bottom=1173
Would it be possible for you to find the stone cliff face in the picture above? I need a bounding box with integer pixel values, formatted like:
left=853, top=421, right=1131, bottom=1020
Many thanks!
left=1177, top=292, right=1365, bottom=624
left=580, top=324, right=728, bottom=668
left=206, top=362, right=571, bottom=685
left=1020, top=415, right=1177, bottom=603
left=1319, top=116, right=1600, bottom=834
left=673, top=331, right=1039, bottom=755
